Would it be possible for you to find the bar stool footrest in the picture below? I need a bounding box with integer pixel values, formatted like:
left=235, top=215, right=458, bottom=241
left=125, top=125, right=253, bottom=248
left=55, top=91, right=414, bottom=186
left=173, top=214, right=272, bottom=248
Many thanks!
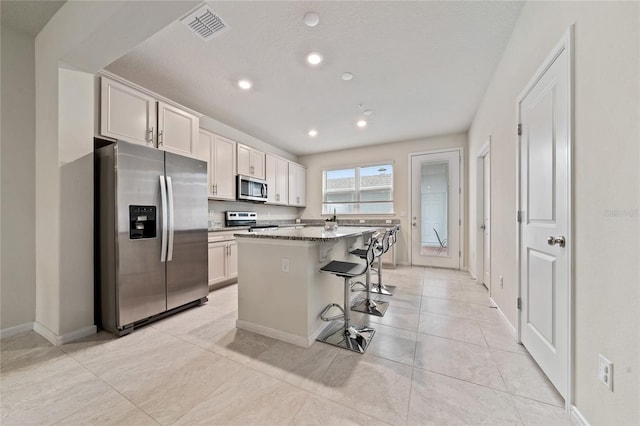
left=351, top=298, right=389, bottom=317
left=350, top=280, right=367, bottom=292
left=319, top=303, right=345, bottom=321
left=316, top=320, right=375, bottom=354
left=370, top=283, right=397, bottom=296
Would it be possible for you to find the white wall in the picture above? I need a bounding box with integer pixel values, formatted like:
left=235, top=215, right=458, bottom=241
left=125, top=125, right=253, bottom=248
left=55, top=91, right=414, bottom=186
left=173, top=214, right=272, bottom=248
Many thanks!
left=299, top=133, right=467, bottom=266
left=57, top=67, right=95, bottom=334
left=0, top=25, right=36, bottom=332
left=468, top=2, right=639, bottom=424
left=33, top=1, right=199, bottom=342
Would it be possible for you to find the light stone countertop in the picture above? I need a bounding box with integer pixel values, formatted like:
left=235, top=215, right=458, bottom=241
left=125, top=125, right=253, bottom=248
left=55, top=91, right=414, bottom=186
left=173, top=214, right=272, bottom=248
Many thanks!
left=233, top=225, right=379, bottom=242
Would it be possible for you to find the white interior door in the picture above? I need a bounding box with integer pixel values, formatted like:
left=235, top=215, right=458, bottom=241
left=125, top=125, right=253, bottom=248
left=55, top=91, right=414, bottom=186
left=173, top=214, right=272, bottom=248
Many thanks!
left=518, top=35, right=571, bottom=400
left=410, top=150, right=461, bottom=269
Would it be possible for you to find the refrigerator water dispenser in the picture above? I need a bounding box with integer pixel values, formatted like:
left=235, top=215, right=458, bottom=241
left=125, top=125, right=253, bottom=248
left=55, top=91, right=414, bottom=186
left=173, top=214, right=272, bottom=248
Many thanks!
left=129, top=205, right=156, bottom=239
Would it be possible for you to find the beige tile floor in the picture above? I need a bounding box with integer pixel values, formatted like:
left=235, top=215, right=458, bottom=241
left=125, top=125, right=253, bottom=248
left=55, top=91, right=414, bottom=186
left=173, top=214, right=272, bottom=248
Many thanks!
left=1, top=266, right=571, bottom=425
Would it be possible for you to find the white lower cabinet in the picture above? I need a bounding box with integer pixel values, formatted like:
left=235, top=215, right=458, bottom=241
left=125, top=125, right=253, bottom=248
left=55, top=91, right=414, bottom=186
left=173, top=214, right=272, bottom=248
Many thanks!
left=208, top=232, right=238, bottom=289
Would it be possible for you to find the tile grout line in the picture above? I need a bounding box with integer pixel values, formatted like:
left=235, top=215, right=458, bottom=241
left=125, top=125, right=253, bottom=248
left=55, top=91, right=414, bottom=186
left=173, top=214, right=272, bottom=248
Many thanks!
left=56, top=349, right=162, bottom=426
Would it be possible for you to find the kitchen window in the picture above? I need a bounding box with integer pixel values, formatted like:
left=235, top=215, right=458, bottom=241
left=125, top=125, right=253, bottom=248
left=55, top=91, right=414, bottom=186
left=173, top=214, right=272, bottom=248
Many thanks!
left=322, top=163, right=394, bottom=215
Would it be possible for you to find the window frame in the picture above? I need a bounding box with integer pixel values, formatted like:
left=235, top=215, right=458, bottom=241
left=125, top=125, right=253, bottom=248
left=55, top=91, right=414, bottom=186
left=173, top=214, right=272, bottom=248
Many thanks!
left=321, top=161, right=395, bottom=216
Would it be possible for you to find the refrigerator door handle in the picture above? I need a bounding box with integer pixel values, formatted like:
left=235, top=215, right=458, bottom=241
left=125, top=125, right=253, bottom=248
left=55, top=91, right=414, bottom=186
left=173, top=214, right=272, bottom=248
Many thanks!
left=167, top=176, right=175, bottom=262
left=160, top=175, right=168, bottom=263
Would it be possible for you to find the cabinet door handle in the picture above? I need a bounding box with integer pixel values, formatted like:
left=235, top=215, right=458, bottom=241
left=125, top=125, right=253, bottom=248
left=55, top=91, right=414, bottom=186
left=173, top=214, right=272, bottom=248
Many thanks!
left=158, top=130, right=164, bottom=146
left=147, top=126, right=154, bottom=144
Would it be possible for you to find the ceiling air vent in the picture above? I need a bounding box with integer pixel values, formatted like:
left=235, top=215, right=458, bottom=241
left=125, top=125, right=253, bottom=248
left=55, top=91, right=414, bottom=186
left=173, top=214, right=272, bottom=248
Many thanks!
left=180, top=5, right=229, bottom=41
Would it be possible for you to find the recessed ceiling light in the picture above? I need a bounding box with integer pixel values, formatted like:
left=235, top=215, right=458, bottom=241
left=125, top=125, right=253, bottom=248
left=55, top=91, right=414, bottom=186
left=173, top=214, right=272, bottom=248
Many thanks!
left=342, top=72, right=353, bottom=81
left=237, top=79, right=252, bottom=90
left=303, top=12, right=320, bottom=27
left=306, top=52, right=323, bottom=66
left=357, top=120, right=367, bottom=128
left=363, top=110, right=373, bottom=116
left=308, top=129, right=318, bottom=137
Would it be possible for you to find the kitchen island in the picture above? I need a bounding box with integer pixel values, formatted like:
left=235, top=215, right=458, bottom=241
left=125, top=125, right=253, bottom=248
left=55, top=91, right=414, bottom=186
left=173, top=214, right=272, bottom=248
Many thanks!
left=234, top=226, right=378, bottom=347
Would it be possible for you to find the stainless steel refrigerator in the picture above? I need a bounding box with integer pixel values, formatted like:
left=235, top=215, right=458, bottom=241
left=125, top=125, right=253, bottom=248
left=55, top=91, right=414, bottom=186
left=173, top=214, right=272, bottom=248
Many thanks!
left=95, top=140, right=208, bottom=336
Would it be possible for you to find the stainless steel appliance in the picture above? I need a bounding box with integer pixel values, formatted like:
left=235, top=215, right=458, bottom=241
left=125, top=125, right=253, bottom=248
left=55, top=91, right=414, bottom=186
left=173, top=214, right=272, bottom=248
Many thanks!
left=225, top=211, right=278, bottom=231
left=95, top=140, right=208, bottom=336
left=225, top=211, right=257, bottom=227
left=237, top=175, right=268, bottom=202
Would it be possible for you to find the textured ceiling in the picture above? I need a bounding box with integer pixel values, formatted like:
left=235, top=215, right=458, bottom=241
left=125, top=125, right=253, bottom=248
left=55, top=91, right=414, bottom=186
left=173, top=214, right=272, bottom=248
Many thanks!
left=106, top=1, right=524, bottom=156
left=1, top=0, right=66, bottom=37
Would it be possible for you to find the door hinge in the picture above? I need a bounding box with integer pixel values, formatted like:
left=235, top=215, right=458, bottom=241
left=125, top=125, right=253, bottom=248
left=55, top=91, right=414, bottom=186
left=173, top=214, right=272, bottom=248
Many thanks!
left=517, top=297, right=522, bottom=310
left=517, top=123, right=522, bottom=136
left=516, top=211, right=522, bottom=223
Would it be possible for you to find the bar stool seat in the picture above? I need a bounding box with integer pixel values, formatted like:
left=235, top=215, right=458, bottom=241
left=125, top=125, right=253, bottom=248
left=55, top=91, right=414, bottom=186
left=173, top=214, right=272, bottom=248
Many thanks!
left=317, top=241, right=376, bottom=353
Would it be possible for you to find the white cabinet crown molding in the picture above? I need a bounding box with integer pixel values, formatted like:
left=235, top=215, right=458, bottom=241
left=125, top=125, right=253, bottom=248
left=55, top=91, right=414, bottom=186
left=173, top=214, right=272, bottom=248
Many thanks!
left=99, top=70, right=203, bottom=118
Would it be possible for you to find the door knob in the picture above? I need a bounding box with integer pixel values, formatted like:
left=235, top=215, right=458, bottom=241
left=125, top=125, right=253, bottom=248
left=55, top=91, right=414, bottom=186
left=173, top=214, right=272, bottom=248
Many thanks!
left=547, top=236, right=566, bottom=247
left=412, top=222, right=417, bottom=227
left=480, top=224, right=486, bottom=230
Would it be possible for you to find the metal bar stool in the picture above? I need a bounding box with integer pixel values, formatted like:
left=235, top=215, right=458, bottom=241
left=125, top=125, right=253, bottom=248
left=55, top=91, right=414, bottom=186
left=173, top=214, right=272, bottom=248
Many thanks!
left=370, top=225, right=398, bottom=296
left=317, top=240, right=377, bottom=353
left=349, top=233, right=389, bottom=317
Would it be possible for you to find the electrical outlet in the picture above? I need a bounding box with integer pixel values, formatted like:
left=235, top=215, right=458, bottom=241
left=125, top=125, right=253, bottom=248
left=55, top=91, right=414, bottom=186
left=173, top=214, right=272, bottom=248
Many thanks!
left=598, top=354, right=613, bottom=391
left=281, top=258, right=290, bottom=273
left=385, top=219, right=392, bottom=224
left=359, top=219, right=365, bottom=223
left=500, top=276, right=504, bottom=288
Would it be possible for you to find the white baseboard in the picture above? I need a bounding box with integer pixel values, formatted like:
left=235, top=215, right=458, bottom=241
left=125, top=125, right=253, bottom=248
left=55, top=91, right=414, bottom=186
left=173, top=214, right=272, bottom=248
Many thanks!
left=236, top=319, right=313, bottom=348
left=570, top=405, right=589, bottom=426
left=489, top=296, right=518, bottom=335
left=0, top=322, right=35, bottom=340
left=34, top=323, right=97, bottom=346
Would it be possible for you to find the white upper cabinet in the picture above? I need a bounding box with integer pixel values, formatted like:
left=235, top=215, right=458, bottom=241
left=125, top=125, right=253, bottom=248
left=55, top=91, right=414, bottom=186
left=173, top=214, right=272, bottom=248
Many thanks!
left=237, top=143, right=265, bottom=179
left=288, top=162, right=306, bottom=207
left=101, top=77, right=156, bottom=147
left=101, top=77, right=200, bottom=158
left=157, top=101, right=199, bottom=157
left=199, top=129, right=215, bottom=197
left=200, top=129, right=236, bottom=200
left=212, top=135, right=236, bottom=200
left=265, top=154, right=289, bottom=205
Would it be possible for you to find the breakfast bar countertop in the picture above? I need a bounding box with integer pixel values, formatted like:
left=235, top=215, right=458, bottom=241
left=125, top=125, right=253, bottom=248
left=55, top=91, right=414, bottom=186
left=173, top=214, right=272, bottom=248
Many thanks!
left=233, top=225, right=379, bottom=242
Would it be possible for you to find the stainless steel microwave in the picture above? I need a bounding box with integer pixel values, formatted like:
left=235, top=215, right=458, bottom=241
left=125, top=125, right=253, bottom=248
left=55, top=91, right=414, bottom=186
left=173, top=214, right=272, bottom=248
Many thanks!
left=237, top=175, right=268, bottom=202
